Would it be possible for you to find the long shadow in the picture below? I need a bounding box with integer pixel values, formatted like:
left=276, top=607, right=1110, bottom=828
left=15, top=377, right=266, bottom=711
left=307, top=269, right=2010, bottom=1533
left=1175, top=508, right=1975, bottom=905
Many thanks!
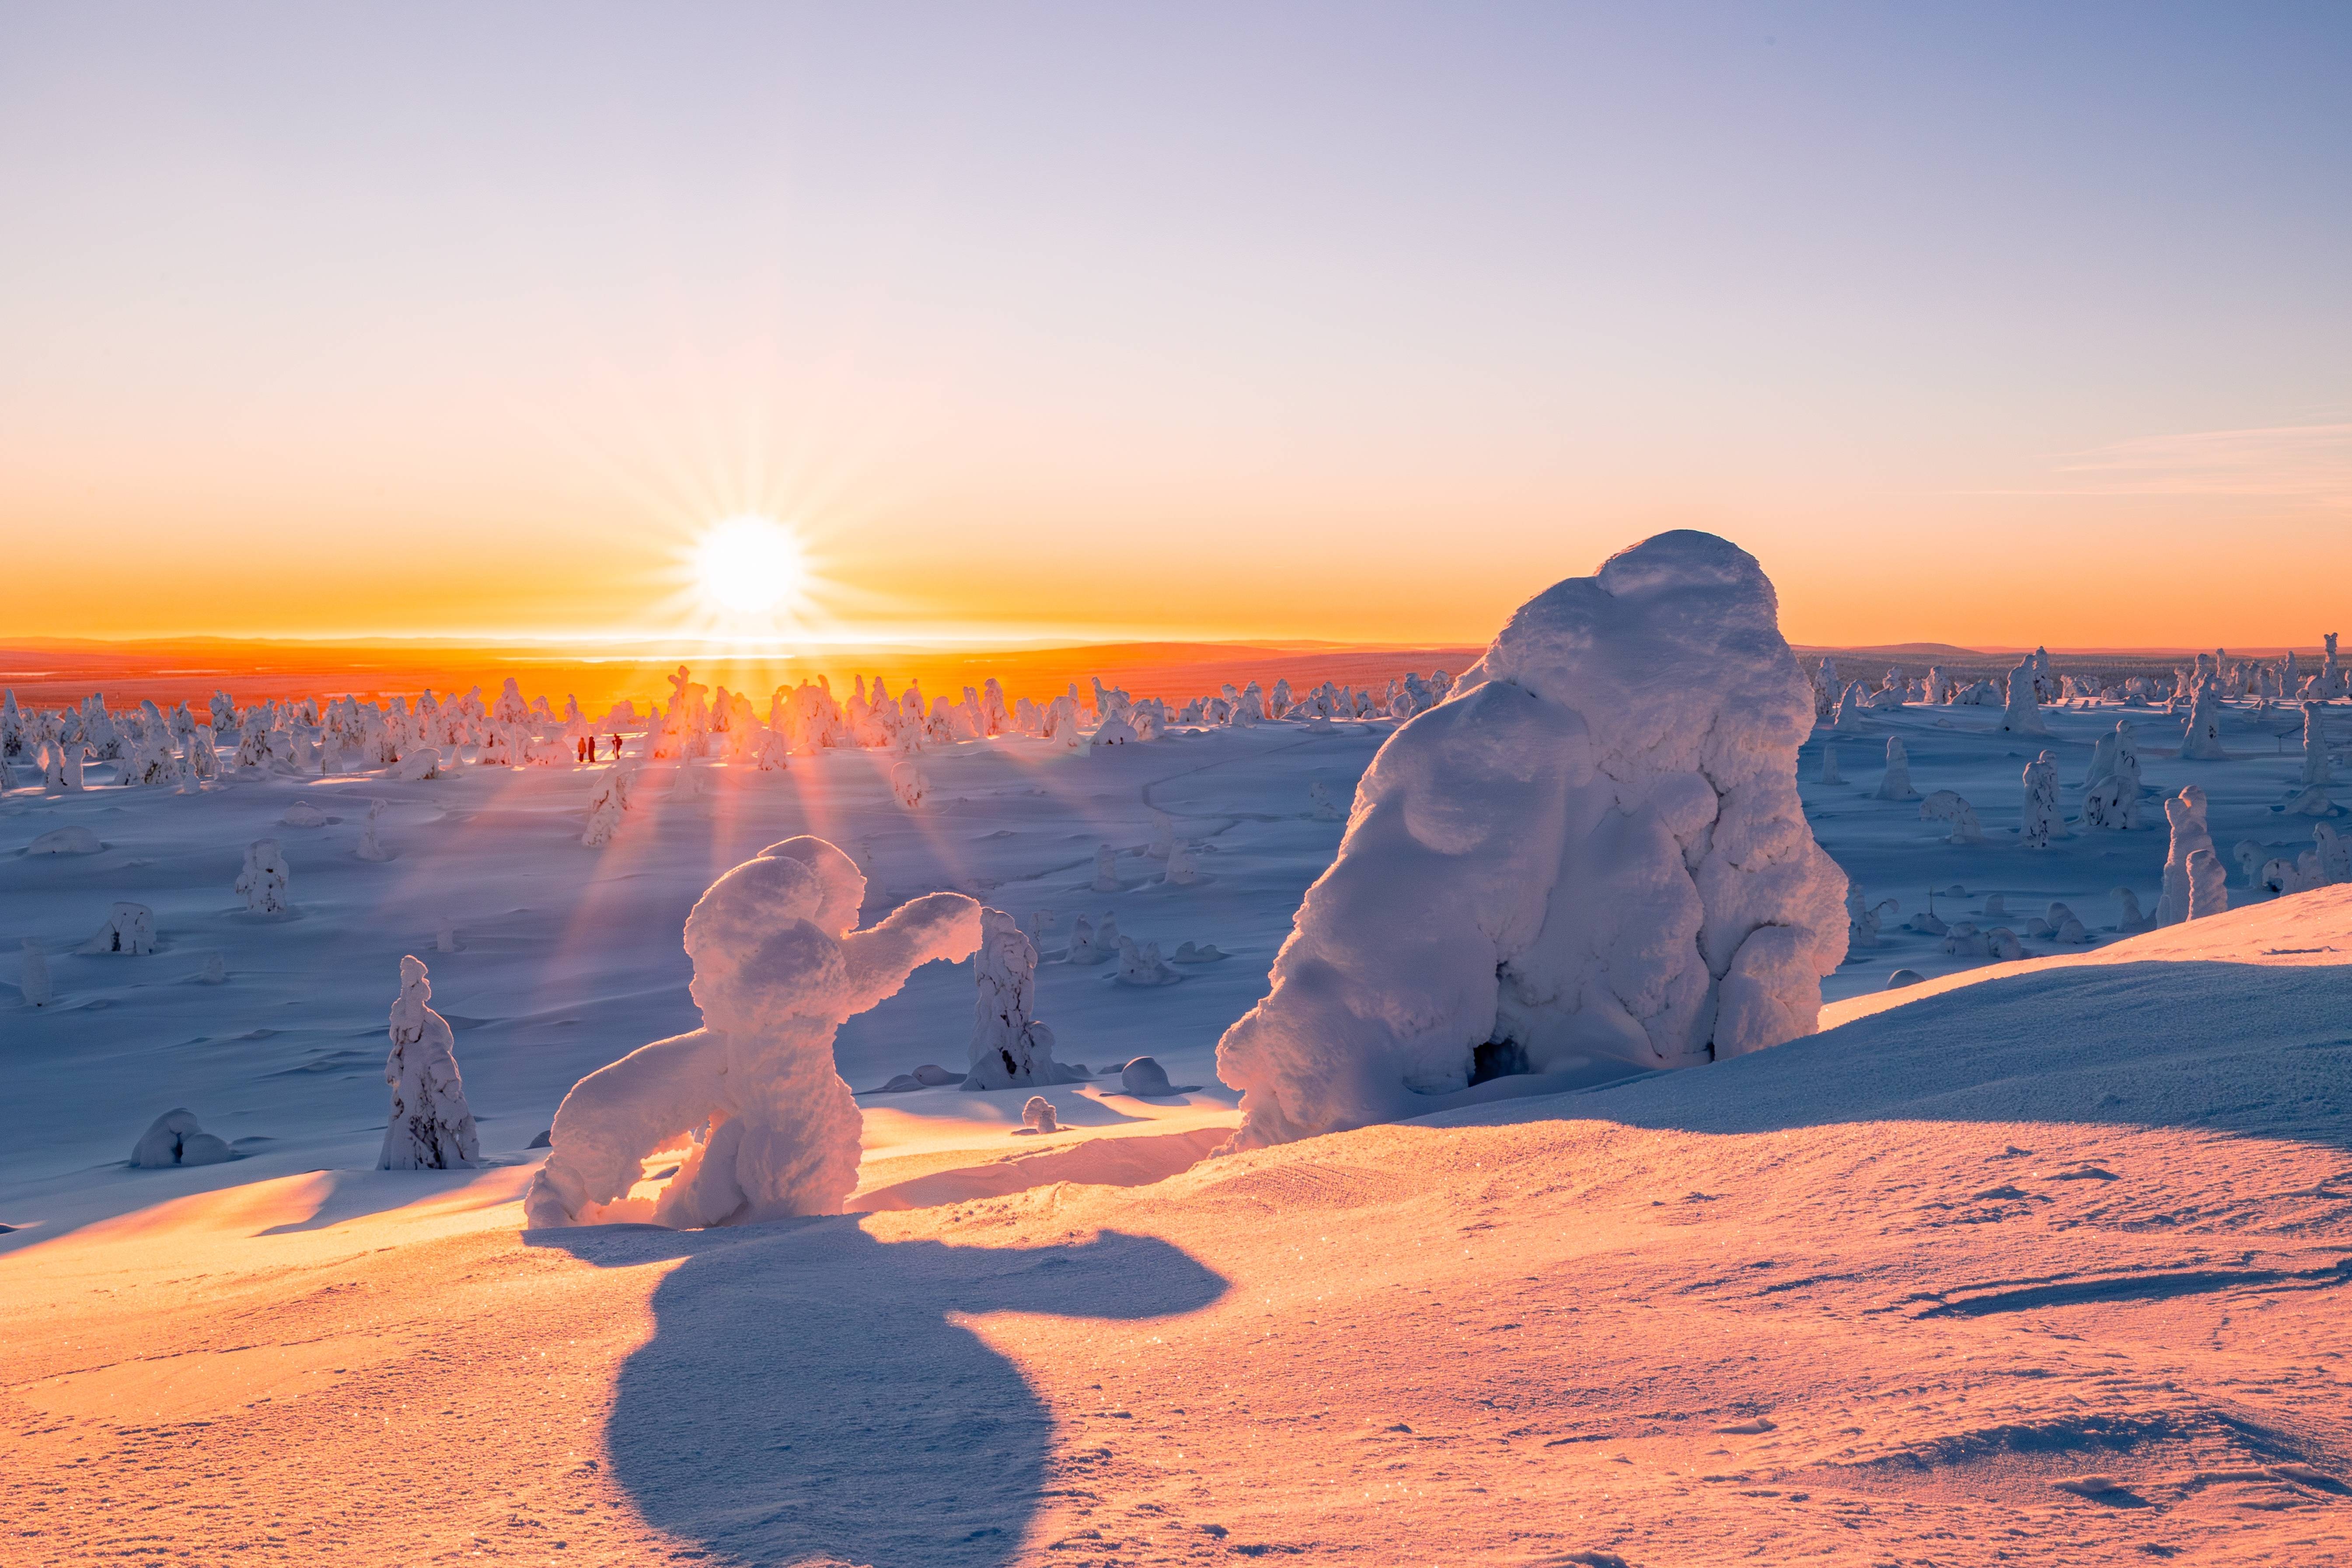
left=533, top=1218, right=1226, bottom=1566
left=1435, top=960, right=2352, bottom=1151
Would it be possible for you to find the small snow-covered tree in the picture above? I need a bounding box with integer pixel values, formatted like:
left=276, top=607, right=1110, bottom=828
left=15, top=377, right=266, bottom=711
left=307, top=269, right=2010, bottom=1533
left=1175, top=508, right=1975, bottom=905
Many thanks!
left=2020, top=752, right=2060, bottom=850
left=1998, top=657, right=2051, bottom=736
left=2186, top=848, right=2229, bottom=921
left=357, top=798, right=392, bottom=861
left=130, top=1109, right=234, bottom=1167
left=80, top=902, right=156, bottom=955
left=1818, top=745, right=1841, bottom=785
left=1832, top=682, right=1870, bottom=730
left=2156, top=786, right=2214, bottom=925
left=523, top=838, right=981, bottom=1228
left=1092, top=842, right=1118, bottom=892
left=582, top=769, right=628, bottom=848
left=236, top=838, right=292, bottom=914
left=2180, top=676, right=2227, bottom=760
left=1115, top=936, right=1180, bottom=985
left=1874, top=738, right=1917, bottom=800
left=379, top=956, right=480, bottom=1170
left=1020, top=1096, right=1060, bottom=1133
left=964, top=908, right=1068, bottom=1090
left=1309, top=780, right=1343, bottom=820
left=1920, top=789, right=1983, bottom=843
left=890, top=761, right=927, bottom=809
left=2303, top=702, right=2332, bottom=787
left=1164, top=839, right=1199, bottom=885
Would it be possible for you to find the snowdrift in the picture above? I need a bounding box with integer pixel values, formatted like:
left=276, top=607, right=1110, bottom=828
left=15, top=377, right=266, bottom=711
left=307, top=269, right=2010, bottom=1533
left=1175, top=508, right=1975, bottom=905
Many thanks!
left=1445, top=884, right=2352, bottom=1147
left=1217, top=531, right=1847, bottom=1149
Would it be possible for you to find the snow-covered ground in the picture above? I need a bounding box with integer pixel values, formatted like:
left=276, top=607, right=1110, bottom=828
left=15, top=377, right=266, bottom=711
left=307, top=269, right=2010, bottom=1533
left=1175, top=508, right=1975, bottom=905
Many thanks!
left=4, top=687, right=2349, bottom=1564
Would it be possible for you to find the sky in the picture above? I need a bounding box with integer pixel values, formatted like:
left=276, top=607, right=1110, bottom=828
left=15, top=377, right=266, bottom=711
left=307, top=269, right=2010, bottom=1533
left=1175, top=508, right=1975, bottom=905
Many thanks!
left=1, top=2, right=2346, bottom=650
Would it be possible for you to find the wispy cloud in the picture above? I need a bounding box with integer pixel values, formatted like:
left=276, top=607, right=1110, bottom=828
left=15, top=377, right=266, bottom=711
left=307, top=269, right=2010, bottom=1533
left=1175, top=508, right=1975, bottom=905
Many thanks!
left=2041, top=422, right=2352, bottom=505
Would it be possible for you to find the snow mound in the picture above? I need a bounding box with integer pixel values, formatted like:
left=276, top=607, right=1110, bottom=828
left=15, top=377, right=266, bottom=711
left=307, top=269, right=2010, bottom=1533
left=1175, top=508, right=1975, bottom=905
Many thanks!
left=1216, top=531, right=1847, bottom=1149
left=26, top=826, right=103, bottom=856
left=281, top=800, right=328, bottom=828
left=129, top=1108, right=236, bottom=1168
left=79, top=902, right=156, bottom=956
left=1445, top=885, right=2352, bottom=1148
left=524, top=837, right=981, bottom=1229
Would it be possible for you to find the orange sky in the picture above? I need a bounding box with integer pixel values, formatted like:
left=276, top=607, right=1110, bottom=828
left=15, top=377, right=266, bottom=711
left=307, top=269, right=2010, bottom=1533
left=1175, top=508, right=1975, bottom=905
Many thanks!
left=3, top=8, right=2346, bottom=650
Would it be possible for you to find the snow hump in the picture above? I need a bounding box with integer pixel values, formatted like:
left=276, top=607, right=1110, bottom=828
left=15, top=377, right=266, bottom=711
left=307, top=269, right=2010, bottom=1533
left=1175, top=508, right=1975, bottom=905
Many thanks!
left=1215, top=531, right=1849, bottom=1151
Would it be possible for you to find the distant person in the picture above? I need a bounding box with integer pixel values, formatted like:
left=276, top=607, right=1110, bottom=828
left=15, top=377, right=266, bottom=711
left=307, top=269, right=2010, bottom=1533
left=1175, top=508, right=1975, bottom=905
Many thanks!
left=576, top=737, right=586, bottom=763
left=586, top=735, right=598, bottom=764
left=611, top=733, right=623, bottom=759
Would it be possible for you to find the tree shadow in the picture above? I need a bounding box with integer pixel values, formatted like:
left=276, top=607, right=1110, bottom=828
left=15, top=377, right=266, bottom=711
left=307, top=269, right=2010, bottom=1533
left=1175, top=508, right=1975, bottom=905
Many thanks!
left=532, top=1218, right=1226, bottom=1565
left=1438, top=960, right=2352, bottom=1152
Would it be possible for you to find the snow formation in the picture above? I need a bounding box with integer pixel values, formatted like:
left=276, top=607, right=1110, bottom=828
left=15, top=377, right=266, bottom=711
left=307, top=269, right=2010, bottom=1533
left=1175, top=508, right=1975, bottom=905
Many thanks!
left=524, top=838, right=981, bottom=1228
left=129, top=1108, right=235, bottom=1168
left=236, top=838, right=292, bottom=914
left=1873, top=738, right=1917, bottom=801
left=379, top=955, right=480, bottom=1170
left=1215, top=531, right=1847, bottom=1150
left=964, top=908, right=1077, bottom=1090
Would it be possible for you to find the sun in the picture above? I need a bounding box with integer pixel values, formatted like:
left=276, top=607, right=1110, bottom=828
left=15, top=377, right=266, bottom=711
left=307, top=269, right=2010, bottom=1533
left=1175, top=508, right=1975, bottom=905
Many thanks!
left=692, top=515, right=807, bottom=617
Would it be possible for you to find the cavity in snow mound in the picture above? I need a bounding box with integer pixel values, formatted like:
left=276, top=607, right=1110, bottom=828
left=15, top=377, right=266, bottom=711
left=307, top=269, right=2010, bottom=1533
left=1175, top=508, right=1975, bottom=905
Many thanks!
left=1215, top=530, right=1847, bottom=1150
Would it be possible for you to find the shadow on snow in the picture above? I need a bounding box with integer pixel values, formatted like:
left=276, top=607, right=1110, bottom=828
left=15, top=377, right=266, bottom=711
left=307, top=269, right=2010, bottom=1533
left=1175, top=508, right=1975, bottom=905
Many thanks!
left=531, top=1217, right=1226, bottom=1567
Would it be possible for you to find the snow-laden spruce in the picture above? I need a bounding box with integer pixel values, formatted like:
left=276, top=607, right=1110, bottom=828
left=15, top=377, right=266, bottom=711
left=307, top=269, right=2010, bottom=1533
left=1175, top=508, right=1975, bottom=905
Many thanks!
left=1874, top=738, right=1917, bottom=801
left=1998, top=657, right=2052, bottom=735
left=379, top=955, right=479, bottom=1170
left=2157, top=786, right=2216, bottom=926
left=19, top=938, right=51, bottom=1007
left=2020, top=752, right=2061, bottom=850
left=964, top=907, right=1076, bottom=1090
left=524, top=837, right=980, bottom=1228
left=236, top=838, right=292, bottom=914
left=1214, top=531, right=1847, bottom=1150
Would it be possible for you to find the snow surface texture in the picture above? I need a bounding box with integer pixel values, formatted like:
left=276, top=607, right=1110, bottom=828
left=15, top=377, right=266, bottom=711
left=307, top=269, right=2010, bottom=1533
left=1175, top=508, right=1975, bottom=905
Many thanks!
left=523, top=838, right=981, bottom=1228
left=1217, top=531, right=1847, bottom=1150
left=378, top=956, right=480, bottom=1170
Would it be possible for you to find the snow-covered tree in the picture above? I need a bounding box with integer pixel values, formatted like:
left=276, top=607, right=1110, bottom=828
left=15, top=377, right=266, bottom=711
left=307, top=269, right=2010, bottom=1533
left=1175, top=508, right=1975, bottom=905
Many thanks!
left=80, top=902, right=156, bottom=955
left=2156, top=786, right=2214, bottom=925
left=357, top=798, right=392, bottom=862
left=1309, top=780, right=1344, bottom=820
left=379, top=955, right=479, bottom=1170
left=1215, top=531, right=1845, bottom=1151
left=1163, top=839, right=1199, bottom=885
left=1115, top=936, right=1181, bottom=985
left=2186, top=848, right=2229, bottom=921
left=523, top=838, right=981, bottom=1228
left=2020, top=751, right=2060, bottom=850
left=2180, top=675, right=2227, bottom=760
left=2303, top=702, right=2332, bottom=787
left=1998, top=657, right=2051, bottom=735
left=236, top=838, right=292, bottom=914
left=130, top=1109, right=234, bottom=1167
left=1832, top=682, right=1870, bottom=730
left=1019, top=1096, right=1060, bottom=1133
left=963, top=908, right=1070, bottom=1090
left=1920, top=789, right=1984, bottom=843
left=582, top=768, right=630, bottom=848
left=1874, top=738, right=1917, bottom=800
left=1818, top=744, right=1841, bottom=784
left=1092, top=842, right=1118, bottom=892
left=890, top=761, right=927, bottom=808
